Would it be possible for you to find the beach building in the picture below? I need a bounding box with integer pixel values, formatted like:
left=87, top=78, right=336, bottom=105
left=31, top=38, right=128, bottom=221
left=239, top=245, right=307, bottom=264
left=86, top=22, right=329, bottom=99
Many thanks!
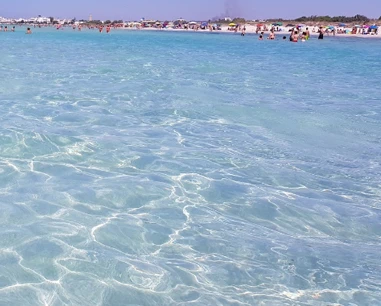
left=37, top=16, right=50, bottom=23
left=0, top=16, right=12, bottom=23
left=26, top=16, right=51, bottom=24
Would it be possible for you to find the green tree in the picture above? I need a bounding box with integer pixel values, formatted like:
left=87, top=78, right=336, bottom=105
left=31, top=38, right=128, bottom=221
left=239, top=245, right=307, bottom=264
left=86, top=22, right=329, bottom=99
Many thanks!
left=295, top=16, right=307, bottom=22
left=104, top=20, right=111, bottom=24
left=232, top=17, right=246, bottom=24
left=294, top=14, right=370, bottom=23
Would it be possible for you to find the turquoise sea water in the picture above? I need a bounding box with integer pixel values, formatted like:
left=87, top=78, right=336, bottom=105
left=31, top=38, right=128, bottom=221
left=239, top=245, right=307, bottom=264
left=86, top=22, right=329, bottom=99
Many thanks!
left=1, top=27, right=381, bottom=305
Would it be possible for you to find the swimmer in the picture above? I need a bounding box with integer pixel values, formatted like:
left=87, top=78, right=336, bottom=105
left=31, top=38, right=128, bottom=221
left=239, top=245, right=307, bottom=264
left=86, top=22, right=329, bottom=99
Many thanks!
left=268, top=32, right=275, bottom=40
left=259, top=35, right=263, bottom=40
left=283, top=36, right=287, bottom=40
left=26, top=27, right=32, bottom=34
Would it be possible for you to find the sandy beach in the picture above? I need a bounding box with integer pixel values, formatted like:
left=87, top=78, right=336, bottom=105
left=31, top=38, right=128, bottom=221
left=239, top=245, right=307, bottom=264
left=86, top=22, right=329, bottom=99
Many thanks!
left=3, top=21, right=379, bottom=39
left=114, top=23, right=381, bottom=39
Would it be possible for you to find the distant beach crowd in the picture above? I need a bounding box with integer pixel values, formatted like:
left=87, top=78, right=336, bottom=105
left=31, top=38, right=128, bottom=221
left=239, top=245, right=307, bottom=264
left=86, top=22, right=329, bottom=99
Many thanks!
left=1, top=21, right=379, bottom=40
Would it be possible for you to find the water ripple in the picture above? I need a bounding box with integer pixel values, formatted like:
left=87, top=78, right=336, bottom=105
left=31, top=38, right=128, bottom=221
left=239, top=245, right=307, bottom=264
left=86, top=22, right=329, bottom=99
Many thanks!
left=0, top=29, right=380, bottom=305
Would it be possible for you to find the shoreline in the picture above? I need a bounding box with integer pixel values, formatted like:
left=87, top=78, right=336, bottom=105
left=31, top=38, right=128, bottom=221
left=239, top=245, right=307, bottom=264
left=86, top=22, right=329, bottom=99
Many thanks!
left=113, top=26, right=381, bottom=39
left=4, top=24, right=381, bottom=39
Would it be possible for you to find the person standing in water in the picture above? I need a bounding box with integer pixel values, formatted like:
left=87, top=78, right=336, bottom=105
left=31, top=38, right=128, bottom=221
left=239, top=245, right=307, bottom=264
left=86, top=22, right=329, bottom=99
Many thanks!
left=318, top=27, right=324, bottom=39
left=241, top=25, right=246, bottom=36
left=290, top=30, right=298, bottom=42
left=305, top=27, right=310, bottom=40
left=26, top=28, right=32, bottom=34
left=289, top=28, right=297, bottom=41
left=301, top=32, right=307, bottom=42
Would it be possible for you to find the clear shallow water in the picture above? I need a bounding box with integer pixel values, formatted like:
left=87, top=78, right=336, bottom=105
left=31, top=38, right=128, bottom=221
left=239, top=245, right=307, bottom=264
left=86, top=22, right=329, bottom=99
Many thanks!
left=0, top=27, right=381, bottom=305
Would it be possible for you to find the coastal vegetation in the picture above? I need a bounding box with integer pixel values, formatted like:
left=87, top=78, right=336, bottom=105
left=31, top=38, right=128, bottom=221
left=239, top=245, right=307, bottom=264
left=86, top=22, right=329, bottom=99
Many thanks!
left=211, top=14, right=378, bottom=25
left=104, top=20, right=124, bottom=25
left=294, top=14, right=370, bottom=23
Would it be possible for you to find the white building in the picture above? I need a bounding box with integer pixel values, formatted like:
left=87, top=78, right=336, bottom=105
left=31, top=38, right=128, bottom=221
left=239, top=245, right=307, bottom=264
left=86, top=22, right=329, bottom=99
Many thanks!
left=0, top=16, right=12, bottom=23
left=38, top=16, right=51, bottom=23
left=26, top=16, right=51, bottom=23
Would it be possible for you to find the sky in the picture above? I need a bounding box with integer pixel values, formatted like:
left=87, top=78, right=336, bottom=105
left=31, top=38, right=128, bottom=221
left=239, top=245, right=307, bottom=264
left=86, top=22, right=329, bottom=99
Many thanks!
left=1, top=0, right=380, bottom=21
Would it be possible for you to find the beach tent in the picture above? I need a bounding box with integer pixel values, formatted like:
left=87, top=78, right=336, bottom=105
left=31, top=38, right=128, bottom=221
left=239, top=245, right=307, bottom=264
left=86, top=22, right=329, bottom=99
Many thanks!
left=189, top=21, right=198, bottom=25
left=229, top=23, right=236, bottom=27
left=297, top=24, right=306, bottom=28
left=338, top=23, right=346, bottom=27
left=370, top=25, right=378, bottom=30
left=272, top=22, right=283, bottom=26
left=286, top=24, right=295, bottom=27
